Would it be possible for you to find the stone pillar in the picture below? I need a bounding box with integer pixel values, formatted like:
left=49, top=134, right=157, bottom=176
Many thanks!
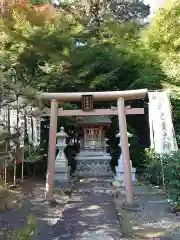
left=104, top=137, right=108, bottom=152
left=117, top=98, right=133, bottom=204
left=55, top=127, right=70, bottom=188
left=45, top=99, right=58, bottom=201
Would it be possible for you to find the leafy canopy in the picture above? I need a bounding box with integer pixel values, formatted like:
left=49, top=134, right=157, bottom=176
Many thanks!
left=143, top=0, right=180, bottom=94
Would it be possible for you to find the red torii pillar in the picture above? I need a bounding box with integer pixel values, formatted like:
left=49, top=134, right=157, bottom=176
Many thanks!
left=117, top=98, right=133, bottom=204
left=45, top=99, right=58, bottom=201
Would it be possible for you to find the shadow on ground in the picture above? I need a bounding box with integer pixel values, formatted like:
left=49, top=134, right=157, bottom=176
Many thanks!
left=117, top=185, right=180, bottom=240
left=0, top=179, right=122, bottom=240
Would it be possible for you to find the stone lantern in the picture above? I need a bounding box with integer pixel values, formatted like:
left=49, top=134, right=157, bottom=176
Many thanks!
left=54, top=127, right=70, bottom=188
left=115, top=131, right=136, bottom=183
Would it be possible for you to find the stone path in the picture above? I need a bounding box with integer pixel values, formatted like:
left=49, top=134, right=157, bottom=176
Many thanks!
left=48, top=179, right=122, bottom=240
left=0, top=179, right=122, bottom=240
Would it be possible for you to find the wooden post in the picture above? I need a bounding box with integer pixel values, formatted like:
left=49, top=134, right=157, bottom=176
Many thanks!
left=117, top=98, right=133, bottom=204
left=13, top=158, right=16, bottom=186
left=45, top=99, right=58, bottom=201
left=21, top=150, right=24, bottom=183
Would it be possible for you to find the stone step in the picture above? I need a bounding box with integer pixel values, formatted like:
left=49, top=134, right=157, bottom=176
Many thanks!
left=73, top=171, right=114, bottom=178
left=72, top=188, right=115, bottom=196
left=55, top=162, right=68, bottom=167
left=75, top=156, right=111, bottom=161
left=76, top=151, right=110, bottom=157
left=55, top=166, right=70, bottom=173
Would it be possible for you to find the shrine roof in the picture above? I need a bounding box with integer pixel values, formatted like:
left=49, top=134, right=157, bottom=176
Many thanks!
left=77, top=116, right=111, bottom=125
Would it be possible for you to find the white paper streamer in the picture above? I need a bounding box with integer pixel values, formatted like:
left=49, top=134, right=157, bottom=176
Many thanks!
left=148, top=98, right=154, bottom=149
left=1, top=100, right=41, bottom=149
left=0, top=104, right=5, bottom=128
left=0, top=103, right=8, bottom=137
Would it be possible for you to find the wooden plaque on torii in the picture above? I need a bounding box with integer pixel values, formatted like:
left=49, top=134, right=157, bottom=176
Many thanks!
left=82, top=95, right=94, bottom=111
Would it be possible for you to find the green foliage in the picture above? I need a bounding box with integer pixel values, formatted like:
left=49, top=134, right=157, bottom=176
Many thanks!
left=171, top=97, right=180, bottom=144
left=144, top=149, right=164, bottom=185
left=0, top=3, right=46, bottom=177
left=60, top=0, right=150, bottom=24
left=30, top=0, right=49, bottom=4
left=143, top=0, right=180, bottom=93
left=24, top=144, right=45, bottom=163
left=0, top=0, right=153, bottom=94
left=0, top=2, right=84, bottom=92
left=109, top=0, right=150, bottom=22
left=144, top=149, right=180, bottom=207
left=144, top=1, right=180, bottom=53
left=141, top=1, right=180, bottom=141
left=0, top=0, right=176, bottom=95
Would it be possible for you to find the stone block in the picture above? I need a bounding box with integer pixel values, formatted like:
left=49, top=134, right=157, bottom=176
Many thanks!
left=55, top=160, right=68, bottom=168
left=115, top=159, right=136, bottom=183
left=54, top=166, right=70, bottom=182
left=74, top=150, right=114, bottom=178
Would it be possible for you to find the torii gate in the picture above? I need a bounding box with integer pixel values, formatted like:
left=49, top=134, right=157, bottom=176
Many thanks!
left=38, top=89, right=147, bottom=205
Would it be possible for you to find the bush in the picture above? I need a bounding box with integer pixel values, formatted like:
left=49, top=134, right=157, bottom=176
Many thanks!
left=0, top=187, right=17, bottom=211
left=144, top=149, right=180, bottom=207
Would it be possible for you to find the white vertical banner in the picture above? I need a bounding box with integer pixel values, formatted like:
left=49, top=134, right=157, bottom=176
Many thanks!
left=148, top=91, right=178, bottom=153
left=0, top=103, right=8, bottom=151
left=26, top=105, right=33, bottom=144
left=32, top=107, right=41, bottom=146
left=36, top=116, right=41, bottom=146
left=148, top=100, right=154, bottom=149
left=10, top=101, right=18, bottom=151
left=32, top=116, right=37, bottom=146
left=18, top=107, right=25, bottom=148
left=0, top=102, right=6, bottom=131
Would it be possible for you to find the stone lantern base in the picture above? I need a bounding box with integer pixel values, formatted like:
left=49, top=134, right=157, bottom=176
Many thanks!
left=115, top=158, right=136, bottom=183
left=54, top=158, right=71, bottom=189
left=54, top=167, right=70, bottom=181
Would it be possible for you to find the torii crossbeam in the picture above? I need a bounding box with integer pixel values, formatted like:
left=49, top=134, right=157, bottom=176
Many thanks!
left=41, top=107, right=144, bottom=116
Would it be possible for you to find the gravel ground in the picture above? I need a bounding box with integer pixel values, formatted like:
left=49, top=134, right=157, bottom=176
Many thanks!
left=1, top=180, right=179, bottom=240
left=0, top=180, right=69, bottom=239
left=115, top=185, right=180, bottom=240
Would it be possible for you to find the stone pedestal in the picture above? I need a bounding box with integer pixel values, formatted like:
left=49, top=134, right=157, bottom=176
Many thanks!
left=115, top=132, right=136, bottom=183
left=74, top=150, right=114, bottom=178
left=54, top=150, right=70, bottom=186
left=115, top=155, right=136, bottom=183
left=54, top=127, right=70, bottom=188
